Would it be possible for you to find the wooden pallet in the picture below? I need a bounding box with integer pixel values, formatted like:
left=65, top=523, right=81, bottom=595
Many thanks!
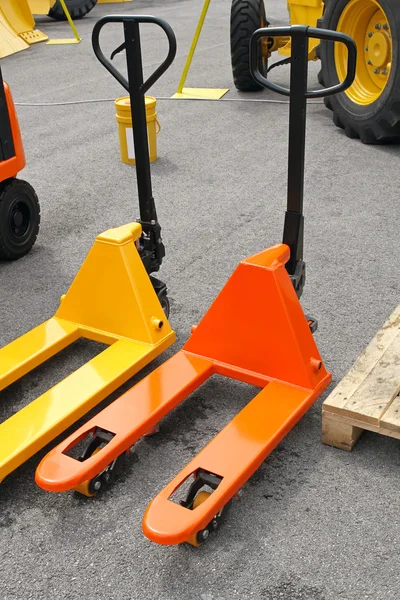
left=322, top=304, right=400, bottom=451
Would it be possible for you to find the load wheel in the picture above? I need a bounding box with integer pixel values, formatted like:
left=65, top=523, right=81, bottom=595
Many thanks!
left=230, top=0, right=269, bottom=91
left=187, top=491, right=213, bottom=547
left=48, top=0, right=97, bottom=21
left=74, top=438, right=127, bottom=498
left=318, top=0, right=400, bottom=143
left=150, top=276, right=170, bottom=319
left=186, top=491, right=232, bottom=547
left=0, top=178, right=40, bottom=261
left=157, top=289, right=170, bottom=320
left=74, top=446, right=103, bottom=497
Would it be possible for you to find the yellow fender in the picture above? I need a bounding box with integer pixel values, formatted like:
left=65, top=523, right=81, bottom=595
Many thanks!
left=0, top=0, right=48, bottom=58
left=0, top=10, right=29, bottom=58
left=280, top=0, right=324, bottom=59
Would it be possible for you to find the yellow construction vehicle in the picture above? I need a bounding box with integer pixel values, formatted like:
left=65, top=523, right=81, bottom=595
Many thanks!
left=0, top=0, right=97, bottom=58
left=231, top=0, right=399, bottom=143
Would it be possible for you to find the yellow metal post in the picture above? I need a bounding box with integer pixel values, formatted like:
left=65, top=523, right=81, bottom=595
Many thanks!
left=177, top=0, right=211, bottom=94
left=171, top=0, right=229, bottom=100
left=46, top=0, right=81, bottom=44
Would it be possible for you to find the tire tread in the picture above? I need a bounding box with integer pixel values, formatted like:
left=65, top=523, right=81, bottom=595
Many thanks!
left=48, top=0, right=97, bottom=21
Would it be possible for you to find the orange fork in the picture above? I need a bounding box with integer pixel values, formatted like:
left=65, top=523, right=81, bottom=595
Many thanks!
left=36, top=244, right=330, bottom=512
left=143, top=379, right=328, bottom=545
left=35, top=352, right=214, bottom=493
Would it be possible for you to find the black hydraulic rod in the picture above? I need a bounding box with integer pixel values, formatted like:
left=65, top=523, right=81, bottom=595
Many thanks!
left=92, top=15, right=176, bottom=273
left=282, top=28, right=309, bottom=275
left=249, top=25, right=356, bottom=294
left=124, top=20, right=157, bottom=224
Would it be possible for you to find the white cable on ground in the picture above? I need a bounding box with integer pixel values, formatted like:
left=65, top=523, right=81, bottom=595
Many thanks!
left=14, top=96, right=323, bottom=107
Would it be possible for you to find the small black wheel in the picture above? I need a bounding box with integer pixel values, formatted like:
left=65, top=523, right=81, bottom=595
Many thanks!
left=150, top=276, right=170, bottom=319
left=75, top=439, right=125, bottom=497
left=48, top=0, right=97, bottom=21
left=230, top=0, right=269, bottom=91
left=158, top=290, right=170, bottom=320
left=0, top=178, right=40, bottom=261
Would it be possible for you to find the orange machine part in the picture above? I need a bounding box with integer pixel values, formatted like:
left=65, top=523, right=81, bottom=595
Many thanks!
left=36, top=243, right=331, bottom=545
left=143, top=380, right=323, bottom=545
left=36, top=352, right=215, bottom=491
left=0, top=82, right=25, bottom=180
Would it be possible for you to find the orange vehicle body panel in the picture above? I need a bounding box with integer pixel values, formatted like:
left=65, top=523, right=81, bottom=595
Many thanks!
left=0, top=81, right=25, bottom=179
left=36, top=242, right=331, bottom=545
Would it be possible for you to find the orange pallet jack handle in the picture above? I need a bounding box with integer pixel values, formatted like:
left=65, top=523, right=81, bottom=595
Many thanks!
left=252, top=26, right=356, bottom=299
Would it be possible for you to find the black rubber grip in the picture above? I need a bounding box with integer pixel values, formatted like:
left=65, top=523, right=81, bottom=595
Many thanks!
left=92, top=15, right=177, bottom=94
left=250, top=25, right=356, bottom=98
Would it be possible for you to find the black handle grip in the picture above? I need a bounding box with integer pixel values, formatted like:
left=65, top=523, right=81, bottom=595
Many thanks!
left=92, top=15, right=177, bottom=94
left=250, top=25, right=356, bottom=98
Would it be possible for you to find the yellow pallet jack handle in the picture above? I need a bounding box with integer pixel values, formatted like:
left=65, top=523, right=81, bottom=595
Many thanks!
left=46, top=0, right=81, bottom=44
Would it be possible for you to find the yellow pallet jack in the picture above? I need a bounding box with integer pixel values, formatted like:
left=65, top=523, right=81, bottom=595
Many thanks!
left=0, top=16, right=177, bottom=484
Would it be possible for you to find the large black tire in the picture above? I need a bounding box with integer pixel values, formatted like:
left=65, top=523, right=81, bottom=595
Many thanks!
left=230, top=0, right=268, bottom=91
left=318, top=0, right=400, bottom=143
left=0, top=179, right=40, bottom=260
left=48, top=0, right=97, bottom=21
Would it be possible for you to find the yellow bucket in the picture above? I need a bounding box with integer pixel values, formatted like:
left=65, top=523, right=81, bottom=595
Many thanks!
left=115, top=95, right=160, bottom=165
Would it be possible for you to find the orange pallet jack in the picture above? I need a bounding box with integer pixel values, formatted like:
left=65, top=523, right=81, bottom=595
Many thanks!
left=0, top=16, right=177, bottom=485
left=36, top=25, right=356, bottom=546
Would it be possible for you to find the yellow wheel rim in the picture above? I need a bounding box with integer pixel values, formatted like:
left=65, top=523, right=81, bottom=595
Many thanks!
left=187, top=490, right=212, bottom=547
left=335, top=0, right=392, bottom=105
left=74, top=478, right=96, bottom=497
left=74, top=446, right=102, bottom=497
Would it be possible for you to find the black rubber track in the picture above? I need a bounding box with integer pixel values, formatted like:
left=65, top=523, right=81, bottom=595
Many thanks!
left=48, top=0, right=97, bottom=21
left=318, top=0, right=400, bottom=143
left=230, top=0, right=268, bottom=91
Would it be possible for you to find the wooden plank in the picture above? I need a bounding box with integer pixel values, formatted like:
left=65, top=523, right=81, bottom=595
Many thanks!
left=380, top=393, right=400, bottom=431
left=322, top=412, right=363, bottom=451
left=334, top=335, right=400, bottom=424
left=322, top=409, right=400, bottom=451
left=323, top=305, right=400, bottom=414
